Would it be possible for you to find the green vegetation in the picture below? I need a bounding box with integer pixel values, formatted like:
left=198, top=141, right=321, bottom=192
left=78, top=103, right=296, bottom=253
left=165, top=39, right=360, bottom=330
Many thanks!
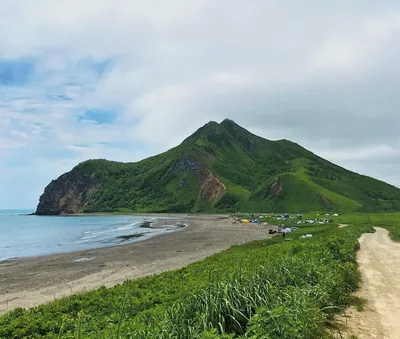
left=3, top=212, right=392, bottom=338
left=36, top=119, right=400, bottom=215
left=332, top=212, right=400, bottom=242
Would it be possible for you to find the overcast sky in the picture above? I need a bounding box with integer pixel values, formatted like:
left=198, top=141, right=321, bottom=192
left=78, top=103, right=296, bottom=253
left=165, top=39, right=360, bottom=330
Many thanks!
left=1, top=0, right=400, bottom=209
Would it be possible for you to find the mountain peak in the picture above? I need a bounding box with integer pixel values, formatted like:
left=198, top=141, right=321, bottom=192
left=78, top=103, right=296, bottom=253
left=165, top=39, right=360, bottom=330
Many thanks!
left=196, top=119, right=240, bottom=131
left=205, top=120, right=219, bottom=127
left=219, top=118, right=258, bottom=140
left=219, top=118, right=243, bottom=130
left=184, top=119, right=257, bottom=146
left=195, top=121, right=220, bottom=134
left=36, top=119, right=400, bottom=215
left=220, top=118, right=236, bottom=125
left=187, top=119, right=244, bottom=142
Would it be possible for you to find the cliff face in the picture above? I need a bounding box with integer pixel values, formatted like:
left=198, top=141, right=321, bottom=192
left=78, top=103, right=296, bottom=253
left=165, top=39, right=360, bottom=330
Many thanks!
left=172, top=155, right=226, bottom=202
left=35, top=155, right=227, bottom=215
left=36, top=169, right=101, bottom=215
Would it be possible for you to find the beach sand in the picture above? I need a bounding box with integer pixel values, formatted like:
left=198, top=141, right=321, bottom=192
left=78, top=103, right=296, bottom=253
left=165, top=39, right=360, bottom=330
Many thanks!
left=0, top=214, right=275, bottom=314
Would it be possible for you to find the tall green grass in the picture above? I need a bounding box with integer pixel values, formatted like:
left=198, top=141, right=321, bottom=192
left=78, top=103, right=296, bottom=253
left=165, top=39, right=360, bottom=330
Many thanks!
left=0, top=220, right=374, bottom=338
left=123, top=227, right=370, bottom=338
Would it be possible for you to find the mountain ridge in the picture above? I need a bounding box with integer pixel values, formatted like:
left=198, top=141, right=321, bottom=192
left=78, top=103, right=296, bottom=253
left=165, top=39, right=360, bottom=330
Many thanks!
left=36, top=119, right=400, bottom=214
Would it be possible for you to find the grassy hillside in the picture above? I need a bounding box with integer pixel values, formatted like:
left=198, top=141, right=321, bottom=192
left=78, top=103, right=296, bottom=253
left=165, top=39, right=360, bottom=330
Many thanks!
left=0, top=217, right=377, bottom=338
left=36, top=119, right=400, bottom=214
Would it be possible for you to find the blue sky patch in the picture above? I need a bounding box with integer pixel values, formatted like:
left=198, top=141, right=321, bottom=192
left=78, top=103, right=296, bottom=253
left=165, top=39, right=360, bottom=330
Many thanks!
left=0, top=58, right=36, bottom=86
left=78, top=109, right=117, bottom=124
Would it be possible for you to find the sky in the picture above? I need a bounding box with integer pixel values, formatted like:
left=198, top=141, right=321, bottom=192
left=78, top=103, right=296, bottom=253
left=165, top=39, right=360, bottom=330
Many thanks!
left=1, top=0, right=400, bottom=209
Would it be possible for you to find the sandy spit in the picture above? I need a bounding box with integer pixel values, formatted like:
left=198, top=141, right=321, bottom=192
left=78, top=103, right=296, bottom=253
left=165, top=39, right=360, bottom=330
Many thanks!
left=0, top=214, right=275, bottom=314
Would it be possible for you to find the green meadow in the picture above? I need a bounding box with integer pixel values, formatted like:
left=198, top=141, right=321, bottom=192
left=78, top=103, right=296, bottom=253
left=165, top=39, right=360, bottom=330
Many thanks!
left=1, top=212, right=400, bottom=338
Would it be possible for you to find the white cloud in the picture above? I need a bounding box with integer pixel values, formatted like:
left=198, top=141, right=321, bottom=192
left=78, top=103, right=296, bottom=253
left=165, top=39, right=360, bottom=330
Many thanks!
left=310, top=11, right=400, bottom=72
left=319, top=145, right=400, bottom=162
left=1, top=0, right=400, bottom=208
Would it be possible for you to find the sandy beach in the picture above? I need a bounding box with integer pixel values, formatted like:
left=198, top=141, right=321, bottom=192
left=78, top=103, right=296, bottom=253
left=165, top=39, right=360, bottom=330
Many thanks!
left=0, top=214, right=275, bottom=314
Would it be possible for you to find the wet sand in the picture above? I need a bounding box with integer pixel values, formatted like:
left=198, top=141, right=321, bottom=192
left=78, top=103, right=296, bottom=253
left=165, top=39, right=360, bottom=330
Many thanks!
left=0, top=214, right=275, bottom=314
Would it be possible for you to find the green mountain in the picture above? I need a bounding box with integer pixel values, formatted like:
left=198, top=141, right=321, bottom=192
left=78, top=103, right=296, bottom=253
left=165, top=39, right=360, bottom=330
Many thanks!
left=36, top=119, right=400, bottom=214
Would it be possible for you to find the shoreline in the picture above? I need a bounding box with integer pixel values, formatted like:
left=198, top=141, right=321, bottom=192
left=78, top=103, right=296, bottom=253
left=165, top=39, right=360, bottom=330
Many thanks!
left=0, top=216, right=188, bottom=262
left=23, top=212, right=218, bottom=217
left=0, top=214, right=275, bottom=314
left=0, top=220, right=187, bottom=264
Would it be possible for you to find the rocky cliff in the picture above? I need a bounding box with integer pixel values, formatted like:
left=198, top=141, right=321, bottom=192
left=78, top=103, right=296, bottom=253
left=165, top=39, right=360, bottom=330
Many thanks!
left=36, top=168, right=101, bottom=215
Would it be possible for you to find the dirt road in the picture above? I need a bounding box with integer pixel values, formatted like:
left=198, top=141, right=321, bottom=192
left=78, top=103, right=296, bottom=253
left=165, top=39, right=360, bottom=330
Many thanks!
left=344, top=227, right=400, bottom=338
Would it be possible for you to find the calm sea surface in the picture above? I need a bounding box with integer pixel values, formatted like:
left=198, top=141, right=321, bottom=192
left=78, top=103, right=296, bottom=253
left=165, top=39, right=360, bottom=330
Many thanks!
left=0, top=210, right=170, bottom=260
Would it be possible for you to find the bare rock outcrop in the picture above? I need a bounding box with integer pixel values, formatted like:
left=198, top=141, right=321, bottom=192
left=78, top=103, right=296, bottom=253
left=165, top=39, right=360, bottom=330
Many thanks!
left=172, top=155, right=226, bottom=202
left=35, top=169, right=100, bottom=215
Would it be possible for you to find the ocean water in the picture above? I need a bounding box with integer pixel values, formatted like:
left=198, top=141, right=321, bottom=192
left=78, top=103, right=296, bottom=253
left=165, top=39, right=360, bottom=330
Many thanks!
left=0, top=210, right=171, bottom=260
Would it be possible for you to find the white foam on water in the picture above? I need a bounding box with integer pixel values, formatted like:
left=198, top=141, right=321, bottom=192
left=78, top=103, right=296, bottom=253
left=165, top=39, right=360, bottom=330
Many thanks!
left=0, top=214, right=178, bottom=259
left=73, top=257, right=94, bottom=263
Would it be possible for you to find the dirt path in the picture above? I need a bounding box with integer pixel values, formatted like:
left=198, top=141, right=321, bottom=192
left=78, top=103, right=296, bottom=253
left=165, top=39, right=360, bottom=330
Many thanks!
left=343, top=227, right=400, bottom=338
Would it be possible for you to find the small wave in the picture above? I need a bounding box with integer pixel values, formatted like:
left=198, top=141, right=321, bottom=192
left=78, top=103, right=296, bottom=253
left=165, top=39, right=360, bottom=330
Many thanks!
left=82, top=234, right=98, bottom=239
left=76, top=235, right=99, bottom=243
left=116, top=224, right=138, bottom=231
left=90, top=228, right=122, bottom=236
left=73, top=257, right=94, bottom=263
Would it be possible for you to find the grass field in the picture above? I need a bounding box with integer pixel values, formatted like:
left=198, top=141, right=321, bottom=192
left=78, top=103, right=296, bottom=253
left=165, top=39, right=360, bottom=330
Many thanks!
left=1, top=213, right=400, bottom=338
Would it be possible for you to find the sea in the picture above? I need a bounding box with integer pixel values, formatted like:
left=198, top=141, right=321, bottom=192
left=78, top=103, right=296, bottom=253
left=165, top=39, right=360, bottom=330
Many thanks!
left=0, top=209, right=173, bottom=261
